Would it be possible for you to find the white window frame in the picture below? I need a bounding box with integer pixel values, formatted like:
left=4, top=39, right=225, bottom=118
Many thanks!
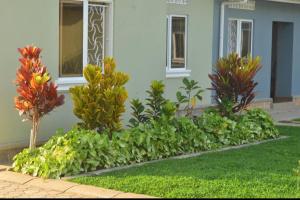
left=166, top=15, right=191, bottom=78
left=227, top=18, right=253, bottom=57
left=57, top=0, right=114, bottom=91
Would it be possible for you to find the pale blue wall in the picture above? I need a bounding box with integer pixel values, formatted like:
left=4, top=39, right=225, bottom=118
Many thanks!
left=213, top=0, right=300, bottom=100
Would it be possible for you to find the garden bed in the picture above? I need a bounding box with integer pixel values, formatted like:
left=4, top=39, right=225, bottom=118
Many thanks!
left=11, top=53, right=281, bottom=183
left=63, top=135, right=288, bottom=180
left=11, top=108, right=280, bottom=179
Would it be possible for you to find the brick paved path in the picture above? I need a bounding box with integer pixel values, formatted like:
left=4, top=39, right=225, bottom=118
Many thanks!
left=0, top=166, right=154, bottom=198
left=0, top=180, right=94, bottom=198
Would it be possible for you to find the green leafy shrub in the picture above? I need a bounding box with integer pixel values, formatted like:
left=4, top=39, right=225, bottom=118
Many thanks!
left=237, top=108, right=279, bottom=140
left=161, top=100, right=177, bottom=120
left=12, top=117, right=214, bottom=179
left=128, top=99, right=148, bottom=128
left=12, top=109, right=279, bottom=179
left=13, top=129, right=107, bottom=179
left=195, top=108, right=279, bottom=146
left=173, top=117, right=215, bottom=152
left=129, top=80, right=176, bottom=127
left=145, top=80, right=167, bottom=120
left=176, top=78, right=204, bottom=118
left=69, top=58, right=129, bottom=138
left=209, top=53, right=262, bottom=117
left=195, top=110, right=237, bottom=145
left=12, top=128, right=135, bottom=179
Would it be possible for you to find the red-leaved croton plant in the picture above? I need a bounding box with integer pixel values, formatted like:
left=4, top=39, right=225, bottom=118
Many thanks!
left=15, top=45, right=65, bottom=150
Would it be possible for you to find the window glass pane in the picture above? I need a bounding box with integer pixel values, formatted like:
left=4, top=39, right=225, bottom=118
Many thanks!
left=59, top=1, right=83, bottom=77
left=171, top=17, right=186, bottom=69
left=88, top=3, right=105, bottom=66
left=228, top=19, right=238, bottom=54
left=241, top=21, right=252, bottom=57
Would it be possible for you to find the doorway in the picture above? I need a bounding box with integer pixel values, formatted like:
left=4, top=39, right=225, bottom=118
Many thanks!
left=270, top=22, right=294, bottom=103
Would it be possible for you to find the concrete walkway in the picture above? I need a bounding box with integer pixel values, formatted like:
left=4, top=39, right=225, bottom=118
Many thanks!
left=267, top=102, right=300, bottom=122
left=0, top=166, right=154, bottom=198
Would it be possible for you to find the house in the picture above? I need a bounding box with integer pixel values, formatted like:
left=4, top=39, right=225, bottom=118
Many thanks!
left=213, top=0, right=300, bottom=108
left=1, top=0, right=300, bottom=161
left=0, top=0, right=214, bottom=160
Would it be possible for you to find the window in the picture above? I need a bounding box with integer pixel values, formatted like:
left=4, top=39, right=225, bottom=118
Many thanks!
left=60, top=1, right=84, bottom=77
left=59, top=0, right=113, bottom=81
left=166, top=15, right=190, bottom=77
left=228, top=19, right=253, bottom=57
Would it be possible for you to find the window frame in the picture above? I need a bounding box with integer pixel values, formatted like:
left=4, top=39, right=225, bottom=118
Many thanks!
left=166, top=14, right=191, bottom=78
left=227, top=18, right=253, bottom=57
left=57, top=0, right=114, bottom=91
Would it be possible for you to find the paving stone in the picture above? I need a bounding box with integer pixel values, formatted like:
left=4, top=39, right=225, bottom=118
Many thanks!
left=0, top=171, right=37, bottom=184
left=0, top=171, right=155, bottom=198
left=0, top=165, right=8, bottom=171
left=66, top=184, right=122, bottom=198
left=25, top=178, right=79, bottom=192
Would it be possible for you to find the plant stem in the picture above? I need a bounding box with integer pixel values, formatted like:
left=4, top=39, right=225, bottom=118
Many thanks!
left=29, top=113, right=39, bottom=150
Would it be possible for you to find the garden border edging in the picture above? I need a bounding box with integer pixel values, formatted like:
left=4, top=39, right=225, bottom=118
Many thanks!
left=63, top=136, right=289, bottom=180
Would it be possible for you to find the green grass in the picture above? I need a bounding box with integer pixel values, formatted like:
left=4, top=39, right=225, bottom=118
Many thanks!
left=71, top=126, right=300, bottom=198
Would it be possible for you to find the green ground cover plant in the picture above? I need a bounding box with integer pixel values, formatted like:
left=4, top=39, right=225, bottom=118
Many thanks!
left=12, top=108, right=278, bottom=179
left=71, top=126, right=298, bottom=198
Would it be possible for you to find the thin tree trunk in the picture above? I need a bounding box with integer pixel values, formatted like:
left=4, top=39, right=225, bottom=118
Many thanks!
left=29, top=128, right=35, bottom=150
left=29, top=115, right=39, bottom=150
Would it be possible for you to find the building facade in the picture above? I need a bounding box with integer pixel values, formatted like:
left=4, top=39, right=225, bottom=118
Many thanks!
left=213, top=0, right=300, bottom=107
left=0, top=0, right=214, bottom=153
left=1, top=0, right=300, bottom=156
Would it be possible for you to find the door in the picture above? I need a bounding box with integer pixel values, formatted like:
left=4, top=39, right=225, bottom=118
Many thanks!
left=270, top=22, right=294, bottom=103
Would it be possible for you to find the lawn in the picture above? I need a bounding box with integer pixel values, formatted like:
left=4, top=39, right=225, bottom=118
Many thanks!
left=71, top=126, right=300, bottom=198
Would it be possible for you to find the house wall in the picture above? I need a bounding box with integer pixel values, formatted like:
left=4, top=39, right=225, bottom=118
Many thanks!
left=164, top=0, right=214, bottom=103
left=213, top=0, right=300, bottom=101
left=113, top=0, right=214, bottom=104
left=0, top=0, right=214, bottom=151
left=0, top=0, right=76, bottom=151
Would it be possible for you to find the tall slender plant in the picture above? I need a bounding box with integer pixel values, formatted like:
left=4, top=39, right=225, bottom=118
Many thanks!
left=15, top=45, right=65, bottom=150
left=129, top=80, right=176, bottom=127
left=145, top=80, right=167, bottom=120
left=129, top=99, right=148, bottom=128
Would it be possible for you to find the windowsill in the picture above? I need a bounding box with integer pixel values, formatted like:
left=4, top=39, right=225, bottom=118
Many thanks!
left=166, top=68, right=191, bottom=78
left=56, top=77, right=87, bottom=92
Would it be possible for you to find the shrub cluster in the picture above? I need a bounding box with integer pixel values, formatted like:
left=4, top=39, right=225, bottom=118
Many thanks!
left=12, top=51, right=280, bottom=179
left=195, top=109, right=279, bottom=146
left=209, top=53, right=261, bottom=117
left=12, top=109, right=278, bottom=179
